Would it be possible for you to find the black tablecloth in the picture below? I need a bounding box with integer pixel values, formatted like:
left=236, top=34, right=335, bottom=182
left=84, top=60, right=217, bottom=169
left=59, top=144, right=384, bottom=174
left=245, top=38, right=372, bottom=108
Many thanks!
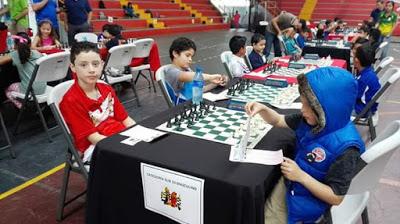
left=302, top=45, right=351, bottom=71
left=87, top=100, right=297, bottom=224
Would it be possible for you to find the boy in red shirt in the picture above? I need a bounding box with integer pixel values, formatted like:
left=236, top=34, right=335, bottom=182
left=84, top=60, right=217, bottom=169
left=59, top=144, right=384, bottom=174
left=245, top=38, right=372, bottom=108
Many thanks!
left=60, top=41, right=136, bottom=163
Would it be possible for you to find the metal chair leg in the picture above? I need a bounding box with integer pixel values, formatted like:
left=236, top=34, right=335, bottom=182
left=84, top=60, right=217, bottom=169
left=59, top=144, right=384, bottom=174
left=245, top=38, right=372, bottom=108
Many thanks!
left=33, top=99, right=52, bottom=142
left=57, top=161, right=72, bottom=221
left=130, top=82, right=141, bottom=107
left=368, top=117, right=377, bottom=141
left=13, top=102, right=26, bottom=135
left=149, top=69, right=157, bottom=93
left=0, top=111, right=15, bottom=158
left=361, top=207, right=369, bottom=224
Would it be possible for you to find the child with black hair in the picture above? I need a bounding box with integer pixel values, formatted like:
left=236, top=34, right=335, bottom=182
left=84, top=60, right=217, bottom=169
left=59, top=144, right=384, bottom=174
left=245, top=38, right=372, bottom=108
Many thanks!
left=124, top=2, right=137, bottom=18
left=101, top=24, right=124, bottom=50
left=248, top=33, right=266, bottom=70
left=353, top=44, right=381, bottom=118
left=31, top=19, right=61, bottom=51
left=60, top=41, right=136, bottom=163
left=368, top=28, right=382, bottom=57
left=163, top=37, right=227, bottom=104
left=228, top=35, right=250, bottom=77
left=0, top=32, right=46, bottom=108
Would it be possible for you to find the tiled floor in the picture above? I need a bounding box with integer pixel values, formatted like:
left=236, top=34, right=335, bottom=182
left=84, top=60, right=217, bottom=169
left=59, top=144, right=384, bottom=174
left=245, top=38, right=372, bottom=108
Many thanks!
left=0, top=30, right=399, bottom=223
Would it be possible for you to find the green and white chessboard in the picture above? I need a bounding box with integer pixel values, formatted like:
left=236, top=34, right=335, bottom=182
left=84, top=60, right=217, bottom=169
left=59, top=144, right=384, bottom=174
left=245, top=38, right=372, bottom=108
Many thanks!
left=271, top=67, right=309, bottom=77
left=156, top=107, right=272, bottom=148
left=228, top=83, right=299, bottom=105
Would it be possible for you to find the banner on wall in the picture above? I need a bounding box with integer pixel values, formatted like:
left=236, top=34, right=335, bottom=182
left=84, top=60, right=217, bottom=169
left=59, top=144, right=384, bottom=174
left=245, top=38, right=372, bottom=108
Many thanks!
left=141, top=163, right=205, bottom=224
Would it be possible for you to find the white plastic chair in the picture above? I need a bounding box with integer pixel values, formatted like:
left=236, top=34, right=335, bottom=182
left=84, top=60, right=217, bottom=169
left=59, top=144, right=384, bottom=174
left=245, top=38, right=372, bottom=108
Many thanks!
left=220, top=51, right=234, bottom=79
left=330, top=120, right=400, bottom=224
left=374, top=41, right=388, bottom=62
left=155, top=65, right=174, bottom=108
left=277, top=35, right=288, bottom=56
left=102, top=43, right=140, bottom=106
left=47, top=80, right=89, bottom=221
left=354, top=67, right=400, bottom=141
left=129, top=38, right=156, bottom=93
left=245, top=45, right=254, bottom=70
left=11, top=51, right=71, bottom=142
left=74, top=32, right=98, bottom=43
left=373, top=56, right=393, bottom=74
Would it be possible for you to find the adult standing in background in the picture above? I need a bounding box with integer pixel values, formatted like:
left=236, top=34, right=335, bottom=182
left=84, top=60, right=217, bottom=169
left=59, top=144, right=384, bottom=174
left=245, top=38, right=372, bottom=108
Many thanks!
left=233, top=10, right=241, bottom=29
left=32, top=0, right=59, bottom=37
left=0, top=0, right=29, bottom=34
left=377, top=1, right=398, bottom=59
left=370, top=0, right=385, bottom=24
left=264, top=11, right=301, bottom=58
left=64, top=0, right=92, bottom=44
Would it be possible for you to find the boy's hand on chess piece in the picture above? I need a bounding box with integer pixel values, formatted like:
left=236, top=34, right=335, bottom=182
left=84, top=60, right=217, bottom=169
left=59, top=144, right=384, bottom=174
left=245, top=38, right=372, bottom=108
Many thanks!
left=281, top=157, right=306, bottom=183
left=219, top=75, right=229, bottom=86
left=245, top=102, right=267, bottom=117
left=209, top=74, right=226, bottom=86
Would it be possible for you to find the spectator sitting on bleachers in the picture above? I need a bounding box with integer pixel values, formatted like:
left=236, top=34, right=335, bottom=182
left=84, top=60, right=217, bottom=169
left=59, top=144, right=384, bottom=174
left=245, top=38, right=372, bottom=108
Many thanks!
left=123, top=2, right=138, bottom=18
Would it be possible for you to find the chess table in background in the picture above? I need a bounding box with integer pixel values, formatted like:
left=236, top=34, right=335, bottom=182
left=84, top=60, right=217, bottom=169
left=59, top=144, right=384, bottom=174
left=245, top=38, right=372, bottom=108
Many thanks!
left=296, top=58, right=333, bottom=67
left=228, top=83, right=300, bottom=106
left=157, top=106, right=272, bottom=148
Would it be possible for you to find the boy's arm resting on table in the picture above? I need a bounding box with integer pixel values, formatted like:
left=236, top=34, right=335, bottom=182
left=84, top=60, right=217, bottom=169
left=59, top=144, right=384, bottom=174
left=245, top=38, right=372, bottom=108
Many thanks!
left=178, top=71, right=226, bottom=85
left=87, top=132, right=107, bottom=145
left=122, top=116, right=136, bottom=128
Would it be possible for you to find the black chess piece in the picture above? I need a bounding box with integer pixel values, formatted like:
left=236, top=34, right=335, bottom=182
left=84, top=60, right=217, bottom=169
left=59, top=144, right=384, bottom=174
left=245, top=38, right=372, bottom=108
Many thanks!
left=176, top=122, right=183, bottom=131
left=212, top=102, right=216, bottom=110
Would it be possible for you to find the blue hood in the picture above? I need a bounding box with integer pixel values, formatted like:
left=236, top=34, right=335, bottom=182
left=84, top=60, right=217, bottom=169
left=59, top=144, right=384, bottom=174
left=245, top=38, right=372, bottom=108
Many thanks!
left=297, top=67, right=358, bottom=137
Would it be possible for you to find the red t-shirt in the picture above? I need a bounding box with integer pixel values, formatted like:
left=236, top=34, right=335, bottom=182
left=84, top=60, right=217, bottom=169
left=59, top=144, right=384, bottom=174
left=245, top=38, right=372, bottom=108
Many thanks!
left=60, top=81, right=128, bottom=153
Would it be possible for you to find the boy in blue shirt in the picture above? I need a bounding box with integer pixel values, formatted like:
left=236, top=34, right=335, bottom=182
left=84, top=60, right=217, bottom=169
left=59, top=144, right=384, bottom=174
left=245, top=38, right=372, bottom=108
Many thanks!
left=353, top=44, right=381, bottom=117
left=248, top=33, right=266, bottom=70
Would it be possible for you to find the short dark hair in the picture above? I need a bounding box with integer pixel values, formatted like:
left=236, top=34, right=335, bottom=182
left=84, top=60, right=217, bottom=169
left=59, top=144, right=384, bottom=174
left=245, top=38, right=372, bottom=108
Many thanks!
left=70, top=41, right=100, bottom=64
left=355, top=44, right=374, bottom=67
left=106, top=24, right=122, bottom=37
left=251, top=33, right=265, bottom=45
left=229, top=35, right=246, bottom=54
left=169, top=37, right=196, bottom=61
left=368, top=28, right=381, bottom=43
left=325, top=19, right=332, bottom=26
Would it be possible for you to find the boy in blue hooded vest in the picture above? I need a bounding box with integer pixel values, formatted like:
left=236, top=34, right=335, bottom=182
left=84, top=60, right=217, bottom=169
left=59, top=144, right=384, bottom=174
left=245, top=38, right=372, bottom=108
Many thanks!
left=245, top=67, right=366, bottom=223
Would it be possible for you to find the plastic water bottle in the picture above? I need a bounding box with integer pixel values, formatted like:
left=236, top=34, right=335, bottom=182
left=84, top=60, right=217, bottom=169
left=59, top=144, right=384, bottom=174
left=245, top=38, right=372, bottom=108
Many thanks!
left=192, top=66, right=204, bottom=105
left=6, top=32, right=14, bottom=52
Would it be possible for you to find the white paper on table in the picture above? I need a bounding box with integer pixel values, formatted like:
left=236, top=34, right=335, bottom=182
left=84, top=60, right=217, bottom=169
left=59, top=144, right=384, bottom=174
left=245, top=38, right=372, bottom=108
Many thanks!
left=229, top=149, right=283, bottom=165
left=120, top=125, right=166, bottom=142
left=203, top=89, right=229, bottom=102
left=121, top=137, right=141, bottom=146
left=270, top=102, right=302, bottom=109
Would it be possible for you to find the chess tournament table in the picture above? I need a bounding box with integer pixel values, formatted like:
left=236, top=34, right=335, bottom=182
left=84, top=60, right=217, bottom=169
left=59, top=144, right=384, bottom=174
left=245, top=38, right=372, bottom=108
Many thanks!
left=87, top=97, right=298, bottom=224
left=302, top=43, right=351, bottom=71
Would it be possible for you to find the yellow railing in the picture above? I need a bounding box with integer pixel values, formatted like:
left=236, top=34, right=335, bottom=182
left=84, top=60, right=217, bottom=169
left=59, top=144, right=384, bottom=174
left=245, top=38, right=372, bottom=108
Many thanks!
left=299, top=0, right=318, bottom=21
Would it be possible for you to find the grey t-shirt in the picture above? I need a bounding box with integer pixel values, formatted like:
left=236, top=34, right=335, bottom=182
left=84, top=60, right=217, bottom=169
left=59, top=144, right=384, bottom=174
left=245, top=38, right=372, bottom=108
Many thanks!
left=267, top=11, right=296, bottom=34
left=10, top=50, right=46, bottom=95
left=163, top=64, right=191, bottom=94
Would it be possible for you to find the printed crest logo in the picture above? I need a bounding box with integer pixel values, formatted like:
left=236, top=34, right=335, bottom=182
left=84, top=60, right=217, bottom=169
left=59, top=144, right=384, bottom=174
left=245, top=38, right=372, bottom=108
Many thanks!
left=312, top=147, right=326, bottom=162
left=161, top=187, right=182, bottom=210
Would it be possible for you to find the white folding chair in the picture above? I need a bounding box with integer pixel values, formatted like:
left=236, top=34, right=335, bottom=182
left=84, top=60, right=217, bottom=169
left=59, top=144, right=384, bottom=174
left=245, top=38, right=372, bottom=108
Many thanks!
left=102, top=43, right=141, bottom=106
left=353, top=68, right=400, bottom=141
left=373, top=56, right=393, bottom=74
left=155, top=65, right=174, bottom=108
left=220, top=51, right=234, bottom=79
left=0, top=110, right=14, bottom=158
left=330, top=120, right=400, bottom=224
left=374, top=41, right=388, bottom=63
left=129, top=38, right=157, bottom=93
left=47, top=80, right=89, bottom=221
left=74, top=32, right=98, bottom=43
left=245, top=45, right=254, bottom=70
left=12, top=51, right=71, bottom=142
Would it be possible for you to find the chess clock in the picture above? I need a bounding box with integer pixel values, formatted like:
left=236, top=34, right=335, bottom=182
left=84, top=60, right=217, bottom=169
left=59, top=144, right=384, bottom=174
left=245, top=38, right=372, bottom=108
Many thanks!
left=228, top=99, right=246, bottom=111
left=288, top=62, right=306, bottom=69
left=303, top=54, right=320, bottom=60
left=264, top=77, right=289, bottom=88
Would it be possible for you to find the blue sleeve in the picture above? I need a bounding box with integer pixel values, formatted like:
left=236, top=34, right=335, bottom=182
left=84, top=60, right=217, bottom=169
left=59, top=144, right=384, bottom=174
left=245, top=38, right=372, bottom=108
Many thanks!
left=364, top=78, right=381, bottom=105
left=356, top=78, right=367, bottom=101
left=85, top=0, right=92, bottom=12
